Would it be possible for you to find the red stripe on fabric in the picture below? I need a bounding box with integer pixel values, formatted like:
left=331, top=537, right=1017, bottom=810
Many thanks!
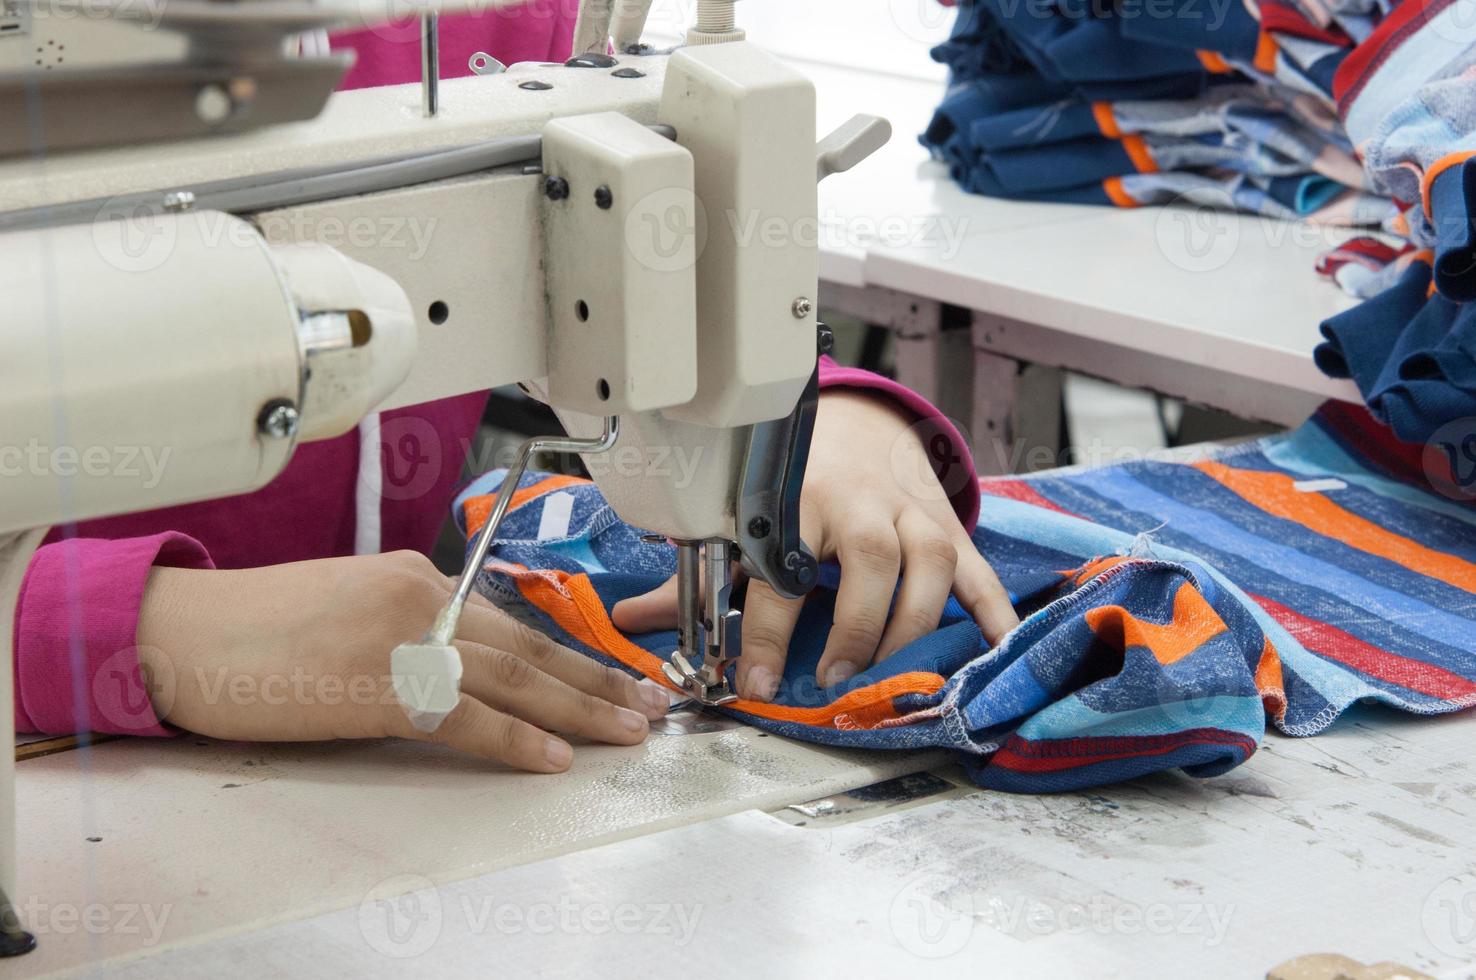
left=1259, top=2, right=1352, bottom=45
left=1314, top=402, right=1436, bottom=488
left=979, top=478, right=1076, bottom=516
left=1251, top=593, right=1476, bottom=699
left=1334, top=0, right=1458, bottom=108
left=990, top=729, right=1257, bottom=773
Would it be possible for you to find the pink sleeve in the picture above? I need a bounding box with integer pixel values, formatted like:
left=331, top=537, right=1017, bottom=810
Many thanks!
left=818, top=357, right=981, bottom=533
left=14, top=533, right=214, bottom=737
left=332, top=2, right=579, bottom=92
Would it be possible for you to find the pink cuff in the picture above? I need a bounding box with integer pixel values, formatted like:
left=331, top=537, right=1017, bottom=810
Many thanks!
left=817, top=356, right=981, bottom=533
left=14, top=532, right=214, bottom=737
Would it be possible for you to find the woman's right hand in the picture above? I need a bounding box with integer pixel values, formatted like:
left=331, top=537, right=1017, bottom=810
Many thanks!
left=134, top=550, right=671, bottom=772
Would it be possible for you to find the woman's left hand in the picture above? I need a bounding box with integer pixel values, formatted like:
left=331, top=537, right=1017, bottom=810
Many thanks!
left=612, top=389, right=1019, bottom=702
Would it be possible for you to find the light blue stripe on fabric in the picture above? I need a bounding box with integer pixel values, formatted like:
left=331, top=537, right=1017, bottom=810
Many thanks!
left=1014, top=694, right=1265, bottom=741
left=545, top=537, right=608, bottom=574
left=1265, top=426, right=1476, bottom=528
left=1070, top=467, right=1476, bottom=650
left=1341, top=7, right=1474, bottom=145
left=981, top=493, right=1379, bottom=715
left=1005, top=482, right=1382, bottom=714
left=975, top=492, right=1136, bottom=559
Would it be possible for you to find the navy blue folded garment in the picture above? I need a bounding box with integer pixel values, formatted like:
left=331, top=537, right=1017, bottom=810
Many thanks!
left=963, top=136, right=1144, bottom=195
left=1317, top=260, right=1476, bottom=442
left=1117, top=0, right=1262, bottom=61
left=975, top=0, right=1204, bottom=84
left=1429, top=159, right=1476, bottom=303
left=1316, top=262, right=1433, bottom=388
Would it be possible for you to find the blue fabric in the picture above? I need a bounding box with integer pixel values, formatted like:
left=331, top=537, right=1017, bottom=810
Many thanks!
left=1431, top=161, right=1476, bottom=303
left=1317, top=259, right=1476, bottom=442
left=923, top=0, right=1391, bottom=221
left=453, top=405, right=1476, bottom=793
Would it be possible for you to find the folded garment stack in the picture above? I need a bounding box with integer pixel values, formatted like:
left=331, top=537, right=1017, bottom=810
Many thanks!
left=1311, top=0, right=1476, bottom=444
left=928, top=0, right=1476, bottom=462
left=922, top=0, right=1391, bottom=222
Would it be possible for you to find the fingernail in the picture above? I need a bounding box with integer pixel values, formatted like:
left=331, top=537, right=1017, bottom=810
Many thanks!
left=745, top=667, right=779, bottom=702
left=544, top=738, right=573, bottom=770
left=638, top=679, right=672, bottom=718
left=618, top=707, right=649, bottom=734
left=824, top=662, right=857, bottom=689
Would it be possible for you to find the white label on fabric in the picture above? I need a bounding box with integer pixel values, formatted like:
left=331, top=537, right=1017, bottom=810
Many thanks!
left=536, top=491, right=576, bottom=541
left=1293, top=478, right=1348, bottom=493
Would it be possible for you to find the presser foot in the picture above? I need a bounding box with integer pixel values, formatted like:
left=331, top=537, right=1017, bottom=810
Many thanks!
left=659, top=537, right=741, bottom=706
left=661, top=651, right=738, bottom=706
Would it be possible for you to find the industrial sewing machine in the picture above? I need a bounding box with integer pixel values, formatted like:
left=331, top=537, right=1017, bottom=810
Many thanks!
left=0, top=0, right=891, bottom=960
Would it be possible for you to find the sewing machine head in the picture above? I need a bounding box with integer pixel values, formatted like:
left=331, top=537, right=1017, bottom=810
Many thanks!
left=0, top=0, right=889, bottom=754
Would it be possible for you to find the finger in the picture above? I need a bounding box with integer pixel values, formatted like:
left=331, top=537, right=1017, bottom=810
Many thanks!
left=875, top=509, right=959, bottom=661
left=456, top=641, right=651, bottom=746
left=737, top=581, right=804, bottom=702
left=816, top=513, right=901, bottom=688
left=611, top=574, right=680, bottom=633
left=459, top=604, right=670, bottom=720
left=950, top=532, right=1020, bottom=646
left=397, top=694, right=576, bottom=773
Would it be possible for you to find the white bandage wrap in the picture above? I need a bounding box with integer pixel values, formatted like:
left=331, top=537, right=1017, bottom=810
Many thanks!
left=391, top=643, right=465, bottom=733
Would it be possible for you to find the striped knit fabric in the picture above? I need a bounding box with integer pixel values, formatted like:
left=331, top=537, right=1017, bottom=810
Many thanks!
left=453, top=404, right=1476, bottom=793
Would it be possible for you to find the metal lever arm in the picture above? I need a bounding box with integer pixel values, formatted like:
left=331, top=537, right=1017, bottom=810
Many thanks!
left=735, top=337, right=825, bottom=600
left=392, top=418, right=620, bottom=733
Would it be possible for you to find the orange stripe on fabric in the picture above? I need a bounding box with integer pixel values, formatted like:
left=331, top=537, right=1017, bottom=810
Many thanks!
left=1085, top=582, right=1227, bottom=666
left=1193, top=461, right=1476, bottom=592
left=513, top=570, right=947, bottom=729
left=1196, top=50, right=1232, bottom=73
left=1253, top=32, right=1278, bottom=73
left=1421, top=150, right=1476, bottom=220
left=1090, top=101, right=1121, bottom=138
left=463, top=474, right=590, bottom=538
left=1254, top=637, right=1287, bottom=721
left=1120, top=135, right=1157, bottom=174
left=1074, top=555, right=1131, bottom=585
left=1103, top=176, right=1138, bottom=208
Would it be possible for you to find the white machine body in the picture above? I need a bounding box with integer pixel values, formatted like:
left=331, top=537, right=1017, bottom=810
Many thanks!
left=0, top=2, right=889, bottom=950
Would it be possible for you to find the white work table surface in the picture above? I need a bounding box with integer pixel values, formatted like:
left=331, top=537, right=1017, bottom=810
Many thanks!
left=38, top=708, right=1476, bottom=979
left=802, top=58, right=1364, bottom=407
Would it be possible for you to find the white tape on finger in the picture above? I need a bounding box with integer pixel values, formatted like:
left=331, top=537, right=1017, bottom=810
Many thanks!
left=391, top=642, right=465, bottom=733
